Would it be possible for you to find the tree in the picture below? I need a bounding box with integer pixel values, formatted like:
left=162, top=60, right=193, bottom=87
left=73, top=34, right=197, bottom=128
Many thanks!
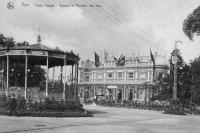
left=155, top=73, right=173, bottom=101
left=0, top=34, right=5, bottom=44
left=0, top=34, right=15, bottom=50
left=183, top=5, right=200, bottom=105
left=183, top=5, right=200, bottom=40
left=156, top=49, right=192, bottom=102
left=190, top=56, right=200, bottom=105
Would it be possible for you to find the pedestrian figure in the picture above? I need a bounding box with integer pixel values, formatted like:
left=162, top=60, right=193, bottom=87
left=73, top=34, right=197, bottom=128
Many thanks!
left=9, top=94, right=17, bottom=116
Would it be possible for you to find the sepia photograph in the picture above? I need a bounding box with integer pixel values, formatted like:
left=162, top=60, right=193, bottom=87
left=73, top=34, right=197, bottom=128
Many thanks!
left=1, top=0, right=200, bottom=133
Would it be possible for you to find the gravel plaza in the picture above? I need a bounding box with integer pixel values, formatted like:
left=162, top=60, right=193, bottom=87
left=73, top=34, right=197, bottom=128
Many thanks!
left=0, top=104, right=200, bottom=133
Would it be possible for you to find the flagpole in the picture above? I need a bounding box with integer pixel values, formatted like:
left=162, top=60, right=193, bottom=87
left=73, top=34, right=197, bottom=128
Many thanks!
left=150, top=48, right=155, bottom=82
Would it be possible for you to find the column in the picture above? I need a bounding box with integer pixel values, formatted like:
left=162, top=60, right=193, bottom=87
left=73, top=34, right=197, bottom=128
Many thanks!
left=6, top=55, right=9, bottom=96
left=148, top=70, right=150, bottom=81
left=123, top=85, right=126, bottom=100
left=71, top=65, right=74, bottom=99
left=76, top=63, right=79, bottom=84
left=103, top=84, right=106, bottom=96
left=72, top=65, right=74, bottom=84
left=138, top=88, right=141, bottom=100
left=113, top=70, right=116, bottom=83
left=93, top=85, right=96, bottom=100
left=134, top=85, right=137, bottom=101
left=1, top=60, right=4, bottom=91
left=75, top=62, right=78, bottom=100
left=77, top=63, right=80, bottom=100
left=60, top=66, right=63, bottom=85
left=63, top=58, right=66, bottom=100
left=124, top=70, right=126, bottom=81
left=132, top=86, right=135, bottom=100
left=74, top=64, right=76, bottom=87
left=136, top=70, right=138, bottom=81
left=148, top=84, right=150, bottom=102
left=144, top=84, right=147, bottom=104
left=74, top=64, right=77, bottom=100
left=24, top=54, right=28, bottom=99
left=45, top=56, right=49, bottom=98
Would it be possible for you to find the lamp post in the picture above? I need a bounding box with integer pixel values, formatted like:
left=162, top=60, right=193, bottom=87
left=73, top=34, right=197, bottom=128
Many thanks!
left=11, top=68, right=15, bottom=86
left=173, top=41, right=182, bottom=100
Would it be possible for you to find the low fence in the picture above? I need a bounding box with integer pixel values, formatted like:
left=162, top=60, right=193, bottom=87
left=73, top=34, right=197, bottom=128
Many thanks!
left=95, top=100, right=200, bottom=115
left=0, top=89, right=64, bottom=102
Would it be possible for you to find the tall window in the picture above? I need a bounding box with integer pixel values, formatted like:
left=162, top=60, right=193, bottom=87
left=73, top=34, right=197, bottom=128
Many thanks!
left=96, top=72, right=103, bottom=80
left=129, top=89, right=133, bottom=100
left=127, top=72, right=135, bottom=79
left=107, top=72, right=113, bottom=79
left=128, top=72, right=133, bottom=78
left=117, top=72, right=123, bottom=79
left=138, top=72, right=147, bottom=80
left=86, top=74, right=90, bottom=82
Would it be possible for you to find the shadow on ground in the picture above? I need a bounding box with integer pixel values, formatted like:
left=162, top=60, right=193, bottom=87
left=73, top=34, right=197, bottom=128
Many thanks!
left=87, top=110, right=108, bottom=115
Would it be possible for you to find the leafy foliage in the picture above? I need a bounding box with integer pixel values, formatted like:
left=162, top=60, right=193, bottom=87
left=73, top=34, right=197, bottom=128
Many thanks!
left=183, top=5, right=200, bottom=40
left=156, top=49, right=192, bottom=101
left=190, top=56, right=200, bottom=105
left=0, top=34, right=15, bottom=49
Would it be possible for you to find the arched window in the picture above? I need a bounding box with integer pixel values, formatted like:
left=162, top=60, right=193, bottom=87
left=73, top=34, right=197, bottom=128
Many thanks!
left=129, top=89, right=133, bottom=101
left=117, top=89, right=122, bottom=100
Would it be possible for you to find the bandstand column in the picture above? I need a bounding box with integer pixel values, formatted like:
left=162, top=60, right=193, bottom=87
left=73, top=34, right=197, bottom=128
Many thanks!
left=144, top=83, right=147, bottom=105
left=6, top=54, right=9, bottom=96
left=60, top=66, right=63, bottom=87
left=94, top=85, right=96, bottom=100
left=76, top=62, right=79, bottom=100
left=74, top=63, right=77, bottom=100
left=71, top=65, right=74, bottom=84
left=147, top=84, right=150, bottom=102
left=45, top=56, right=49, bottom=98
left=123, top=85, right=126, bottom=100
left=24, top=53, right=28, bottom=99
left=74, top=64, right=76, bottom=100
left=69, top=65, right=74, bottom=100
left=63, top=58, right=66, bottom=100
left=135, top=85, right=137, bottom=101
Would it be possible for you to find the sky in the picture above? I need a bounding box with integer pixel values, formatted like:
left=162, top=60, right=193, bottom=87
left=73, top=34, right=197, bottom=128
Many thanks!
left=1, top=0, right=200, bottom=64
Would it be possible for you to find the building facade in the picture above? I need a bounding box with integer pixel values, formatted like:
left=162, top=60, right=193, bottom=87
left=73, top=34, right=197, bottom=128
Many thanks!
left=79, top=53, right=169, bottom=102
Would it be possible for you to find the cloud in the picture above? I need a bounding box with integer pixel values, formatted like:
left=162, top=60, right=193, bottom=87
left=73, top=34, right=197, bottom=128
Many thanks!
left=0, top=0, right=90, bottom=51
left=1, top=0, right=200, bottom=63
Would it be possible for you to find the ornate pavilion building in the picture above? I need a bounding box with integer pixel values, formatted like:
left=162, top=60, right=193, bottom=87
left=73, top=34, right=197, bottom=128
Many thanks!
left=78, top=53, right=169, bottom=102
left=0, top=34, right=79, bottom=101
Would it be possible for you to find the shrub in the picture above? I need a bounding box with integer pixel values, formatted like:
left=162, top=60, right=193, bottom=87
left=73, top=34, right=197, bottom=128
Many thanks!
left=16, top=96, right=26, bottom=111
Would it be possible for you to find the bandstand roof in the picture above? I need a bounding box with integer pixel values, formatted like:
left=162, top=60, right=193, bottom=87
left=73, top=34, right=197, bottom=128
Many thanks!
left=0, top=43, right=80, bottom=67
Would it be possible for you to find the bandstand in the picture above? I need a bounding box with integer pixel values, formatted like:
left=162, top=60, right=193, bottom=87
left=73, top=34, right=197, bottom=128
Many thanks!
left=0, top=43, right=80, bottom=101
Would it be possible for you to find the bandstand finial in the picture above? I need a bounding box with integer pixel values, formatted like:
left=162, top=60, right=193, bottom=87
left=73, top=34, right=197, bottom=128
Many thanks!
left=37, top=27, right=41, bottom=44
